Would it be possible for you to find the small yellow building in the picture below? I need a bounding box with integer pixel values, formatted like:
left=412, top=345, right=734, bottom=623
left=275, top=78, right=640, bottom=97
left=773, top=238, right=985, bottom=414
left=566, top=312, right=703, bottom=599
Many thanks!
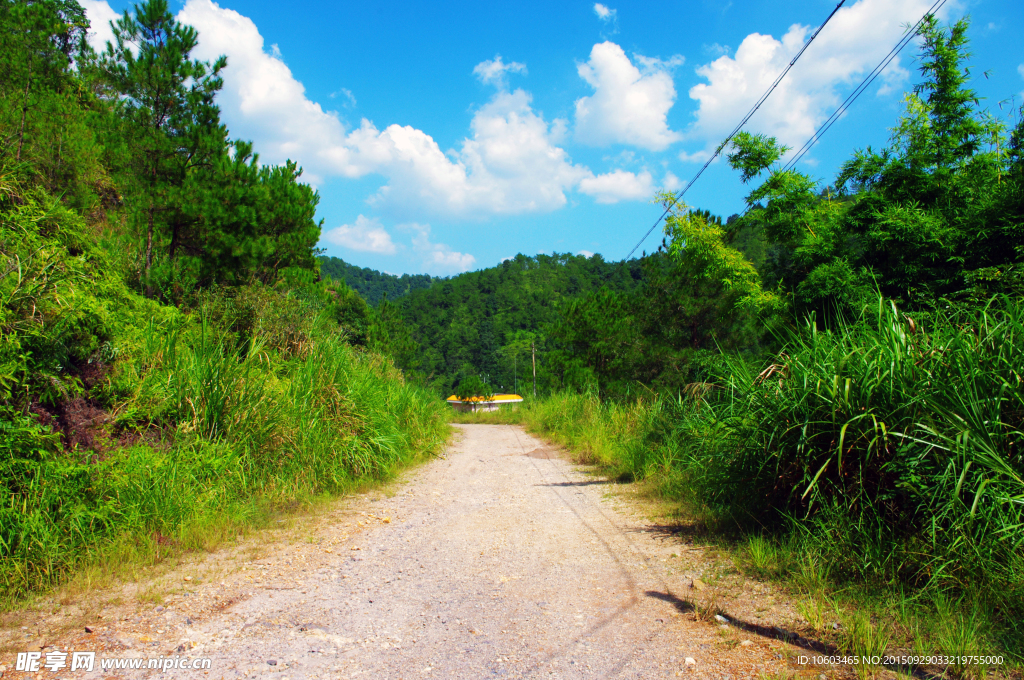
left=446, top=394, right=524, bottom=412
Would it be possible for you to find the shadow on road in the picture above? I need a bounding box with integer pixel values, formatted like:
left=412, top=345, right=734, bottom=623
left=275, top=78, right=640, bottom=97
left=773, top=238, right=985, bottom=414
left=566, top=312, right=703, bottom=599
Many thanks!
left=642, top=590, right=943, bottom=680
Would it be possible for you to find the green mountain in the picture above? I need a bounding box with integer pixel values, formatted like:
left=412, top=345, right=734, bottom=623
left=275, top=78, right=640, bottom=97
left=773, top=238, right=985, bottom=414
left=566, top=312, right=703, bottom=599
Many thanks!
left=319, top=256, right=434, bottom=306
left=394, top=252, right=645, bottom=396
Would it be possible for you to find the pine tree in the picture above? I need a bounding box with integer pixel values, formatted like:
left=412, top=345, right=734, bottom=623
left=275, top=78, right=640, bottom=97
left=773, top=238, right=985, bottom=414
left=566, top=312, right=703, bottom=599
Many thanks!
left=99, top=0, right=227, bottom=296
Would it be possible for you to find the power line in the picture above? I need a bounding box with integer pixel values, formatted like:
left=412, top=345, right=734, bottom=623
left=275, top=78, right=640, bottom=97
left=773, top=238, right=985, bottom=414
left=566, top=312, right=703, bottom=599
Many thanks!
left=783, top=0, right=947, bottom=171
left=625, top=0, right=847, bottom=260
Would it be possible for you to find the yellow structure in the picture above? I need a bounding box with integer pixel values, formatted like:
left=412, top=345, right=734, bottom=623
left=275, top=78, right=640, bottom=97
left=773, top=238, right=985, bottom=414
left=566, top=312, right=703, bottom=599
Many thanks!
left=446, top=394, right=524, bottom=412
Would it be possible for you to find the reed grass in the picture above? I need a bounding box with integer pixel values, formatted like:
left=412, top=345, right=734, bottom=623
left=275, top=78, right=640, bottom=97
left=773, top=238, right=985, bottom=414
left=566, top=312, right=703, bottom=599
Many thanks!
left=0, top=289, right=450, bottom=605
left=506, top=294, right=1024, bottom=665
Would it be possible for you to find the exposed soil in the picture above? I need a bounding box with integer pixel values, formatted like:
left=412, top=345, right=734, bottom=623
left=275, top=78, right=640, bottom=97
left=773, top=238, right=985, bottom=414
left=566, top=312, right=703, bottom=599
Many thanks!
left=0, top=425, right=847, bottom=679
left=30, top=396, right=111, bottom=454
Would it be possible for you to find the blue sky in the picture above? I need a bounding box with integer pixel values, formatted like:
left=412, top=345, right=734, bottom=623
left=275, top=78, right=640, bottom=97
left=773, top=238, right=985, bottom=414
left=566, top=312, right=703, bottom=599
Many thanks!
left=81, top=0, right=1024, bottom=276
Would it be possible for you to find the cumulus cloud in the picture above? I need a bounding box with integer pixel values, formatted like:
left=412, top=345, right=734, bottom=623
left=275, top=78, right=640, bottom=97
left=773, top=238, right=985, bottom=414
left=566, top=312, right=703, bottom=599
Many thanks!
left=361, top=89, right=589, bottom=218
left=80, top=0, right=120, bottom=53
left=402, top=224, right=476, bottom=272
left=473, top=55, right=527, bottom=89
left=578, top=169, right=654, bottom=204
left=176, top=0, right=596, bottom=218
left=322, top=215, right=396, bottom=254
left=87, top=0, right=659, bottom=235
left=574, top=42, right=683, bottom=151
left=702, top=43, right=731, bottom=58
left=686, top=0, right=947, bottom=154
left=593, top=3, right=616, bottom=21
left=578, top=249, right=595, bottom=258
left=662, top=171, right=683, bottom=191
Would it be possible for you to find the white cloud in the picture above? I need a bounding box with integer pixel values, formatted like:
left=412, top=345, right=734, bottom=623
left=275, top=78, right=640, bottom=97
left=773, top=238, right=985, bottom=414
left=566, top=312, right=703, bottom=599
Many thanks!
left=322, top=215, right=396, bottom=254
left=80, top=0, right=120, bottom=53
left=678, top=148, right=713, bottom=163
left=686, top=0, right=948, bottom=154
left=703, top=43, right=731, bottom=58
left=662, top=171, right=683, bottom=191
left=593, top=3, right=616, bottom=21
left=177, top=0, right=597, bottom=217
left=330, top=87, right=357, bottom=108
left=366, top=89, right=590, bottom=218
left=177, top=0, right=362, bottom=183
left=473, top=55, right=527, bottom=89
left=578, top=169, right=654, bottom=203
left=574, top=42, right=683, bottom=151
left=578, top=249, right=595, bottom=258
left=90, top=0, right=659, bottom=237
left=402, top=224, right=476, bottom=272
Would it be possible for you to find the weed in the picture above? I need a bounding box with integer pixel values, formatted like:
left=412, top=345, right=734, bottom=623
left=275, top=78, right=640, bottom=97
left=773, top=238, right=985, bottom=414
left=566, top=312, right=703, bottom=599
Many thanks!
left=693, top=592, right=723, bottom=623
left=746, top=535, right=779, bottom=576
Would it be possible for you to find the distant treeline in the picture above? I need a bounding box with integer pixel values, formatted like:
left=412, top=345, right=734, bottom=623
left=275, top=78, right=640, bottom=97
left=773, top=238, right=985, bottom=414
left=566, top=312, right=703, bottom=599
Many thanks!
left=393, top=252, right=647, bottom=396
left=319, top=256, right=434, bottom=306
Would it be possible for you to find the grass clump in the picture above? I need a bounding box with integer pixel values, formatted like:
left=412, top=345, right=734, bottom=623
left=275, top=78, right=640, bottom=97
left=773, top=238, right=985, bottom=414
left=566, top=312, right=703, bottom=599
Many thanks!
left=511, top=295, right=1024, bottom=666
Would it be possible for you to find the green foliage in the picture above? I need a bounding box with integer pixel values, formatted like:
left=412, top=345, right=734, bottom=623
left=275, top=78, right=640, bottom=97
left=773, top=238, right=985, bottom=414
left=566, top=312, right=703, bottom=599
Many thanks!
left=520, top=296, right=1024, bottom=655
left=548, top=242, right=759, bottom=399
left=396, top=252, right=644, bottom=396
left=178, top=141, right=322, bottom=289
left=0, top=0, right=447, bottom=604
left=662, top=197, right=785, bottom=318
left=98, top=0, right=227, bottom=294
left=726, top=131, right=789, bottom=184
left=715, top=16, right=1023, bottom=318
left=319, top=256, right=433, bottom=306
left=455, top=375, right=492, bottom=402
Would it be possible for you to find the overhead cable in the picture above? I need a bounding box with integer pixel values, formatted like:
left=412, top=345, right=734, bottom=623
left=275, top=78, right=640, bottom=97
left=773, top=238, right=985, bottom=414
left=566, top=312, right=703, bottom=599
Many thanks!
left=782, top=0, right=948, bottom=171
left=625, top=0, right=847, bottom=260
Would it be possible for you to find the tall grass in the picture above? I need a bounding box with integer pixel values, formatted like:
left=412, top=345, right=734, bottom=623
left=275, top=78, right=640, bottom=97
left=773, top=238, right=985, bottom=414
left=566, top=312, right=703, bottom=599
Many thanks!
left=513, top=295, right=1024, bottom=660
left=0, top=296, right=450, bottom=602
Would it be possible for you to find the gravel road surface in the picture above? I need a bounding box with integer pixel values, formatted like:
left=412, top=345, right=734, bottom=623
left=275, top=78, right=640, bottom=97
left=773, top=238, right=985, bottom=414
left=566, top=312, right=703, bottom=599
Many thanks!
left=2, top=425, right=805, bottom=679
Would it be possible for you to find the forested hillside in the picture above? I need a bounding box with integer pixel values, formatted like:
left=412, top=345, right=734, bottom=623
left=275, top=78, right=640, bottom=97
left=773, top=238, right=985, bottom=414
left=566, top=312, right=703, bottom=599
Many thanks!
left=0, top=0, right=446, bottom=601
left=387, top=220, right=766, bottom=400
left=319, top=255, right=434, bottom=306
left=394, top=252, right=645, bottom=395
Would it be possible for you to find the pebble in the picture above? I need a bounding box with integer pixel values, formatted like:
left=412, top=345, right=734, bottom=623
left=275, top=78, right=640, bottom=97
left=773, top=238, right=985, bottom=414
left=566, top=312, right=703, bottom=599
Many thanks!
left=714, top=614, right=728, bottom=624
left=267, top=659, right=277, bottom=666
left=685, top=657, right=696, bottom=666
left=691, top=579, right=707, bottom=591
left=84, top=626, right=93, bottom=633
left=740, top=640, right=753, bottom=647
left=155, top=605, right=165, bottom=612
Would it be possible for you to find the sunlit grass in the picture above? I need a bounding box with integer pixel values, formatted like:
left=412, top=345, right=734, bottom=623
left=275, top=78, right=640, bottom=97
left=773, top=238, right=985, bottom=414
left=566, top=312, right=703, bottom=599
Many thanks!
left=0, top=291, right=451, bottom=607
left=508, top=294, right=1024, bottom=666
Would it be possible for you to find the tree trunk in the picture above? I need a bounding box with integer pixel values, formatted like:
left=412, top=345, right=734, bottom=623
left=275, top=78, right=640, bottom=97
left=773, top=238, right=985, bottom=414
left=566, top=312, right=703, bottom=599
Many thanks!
left=145, top=203, right=155, bottom=298
left=16, top=73, right=31, bottom=161
left=532, top=341, right=537, bottom=399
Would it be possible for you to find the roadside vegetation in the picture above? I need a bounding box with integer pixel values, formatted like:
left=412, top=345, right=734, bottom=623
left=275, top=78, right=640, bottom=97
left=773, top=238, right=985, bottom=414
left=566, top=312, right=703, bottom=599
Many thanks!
left=0, top=0, right=447, bottom=605
left=450, top=15, right=1024, bottom=674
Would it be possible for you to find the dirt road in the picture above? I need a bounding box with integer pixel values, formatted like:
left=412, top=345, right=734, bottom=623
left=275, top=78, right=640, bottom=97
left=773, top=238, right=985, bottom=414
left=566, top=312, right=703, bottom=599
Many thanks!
left=3, top=425, right=808, bottom=679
